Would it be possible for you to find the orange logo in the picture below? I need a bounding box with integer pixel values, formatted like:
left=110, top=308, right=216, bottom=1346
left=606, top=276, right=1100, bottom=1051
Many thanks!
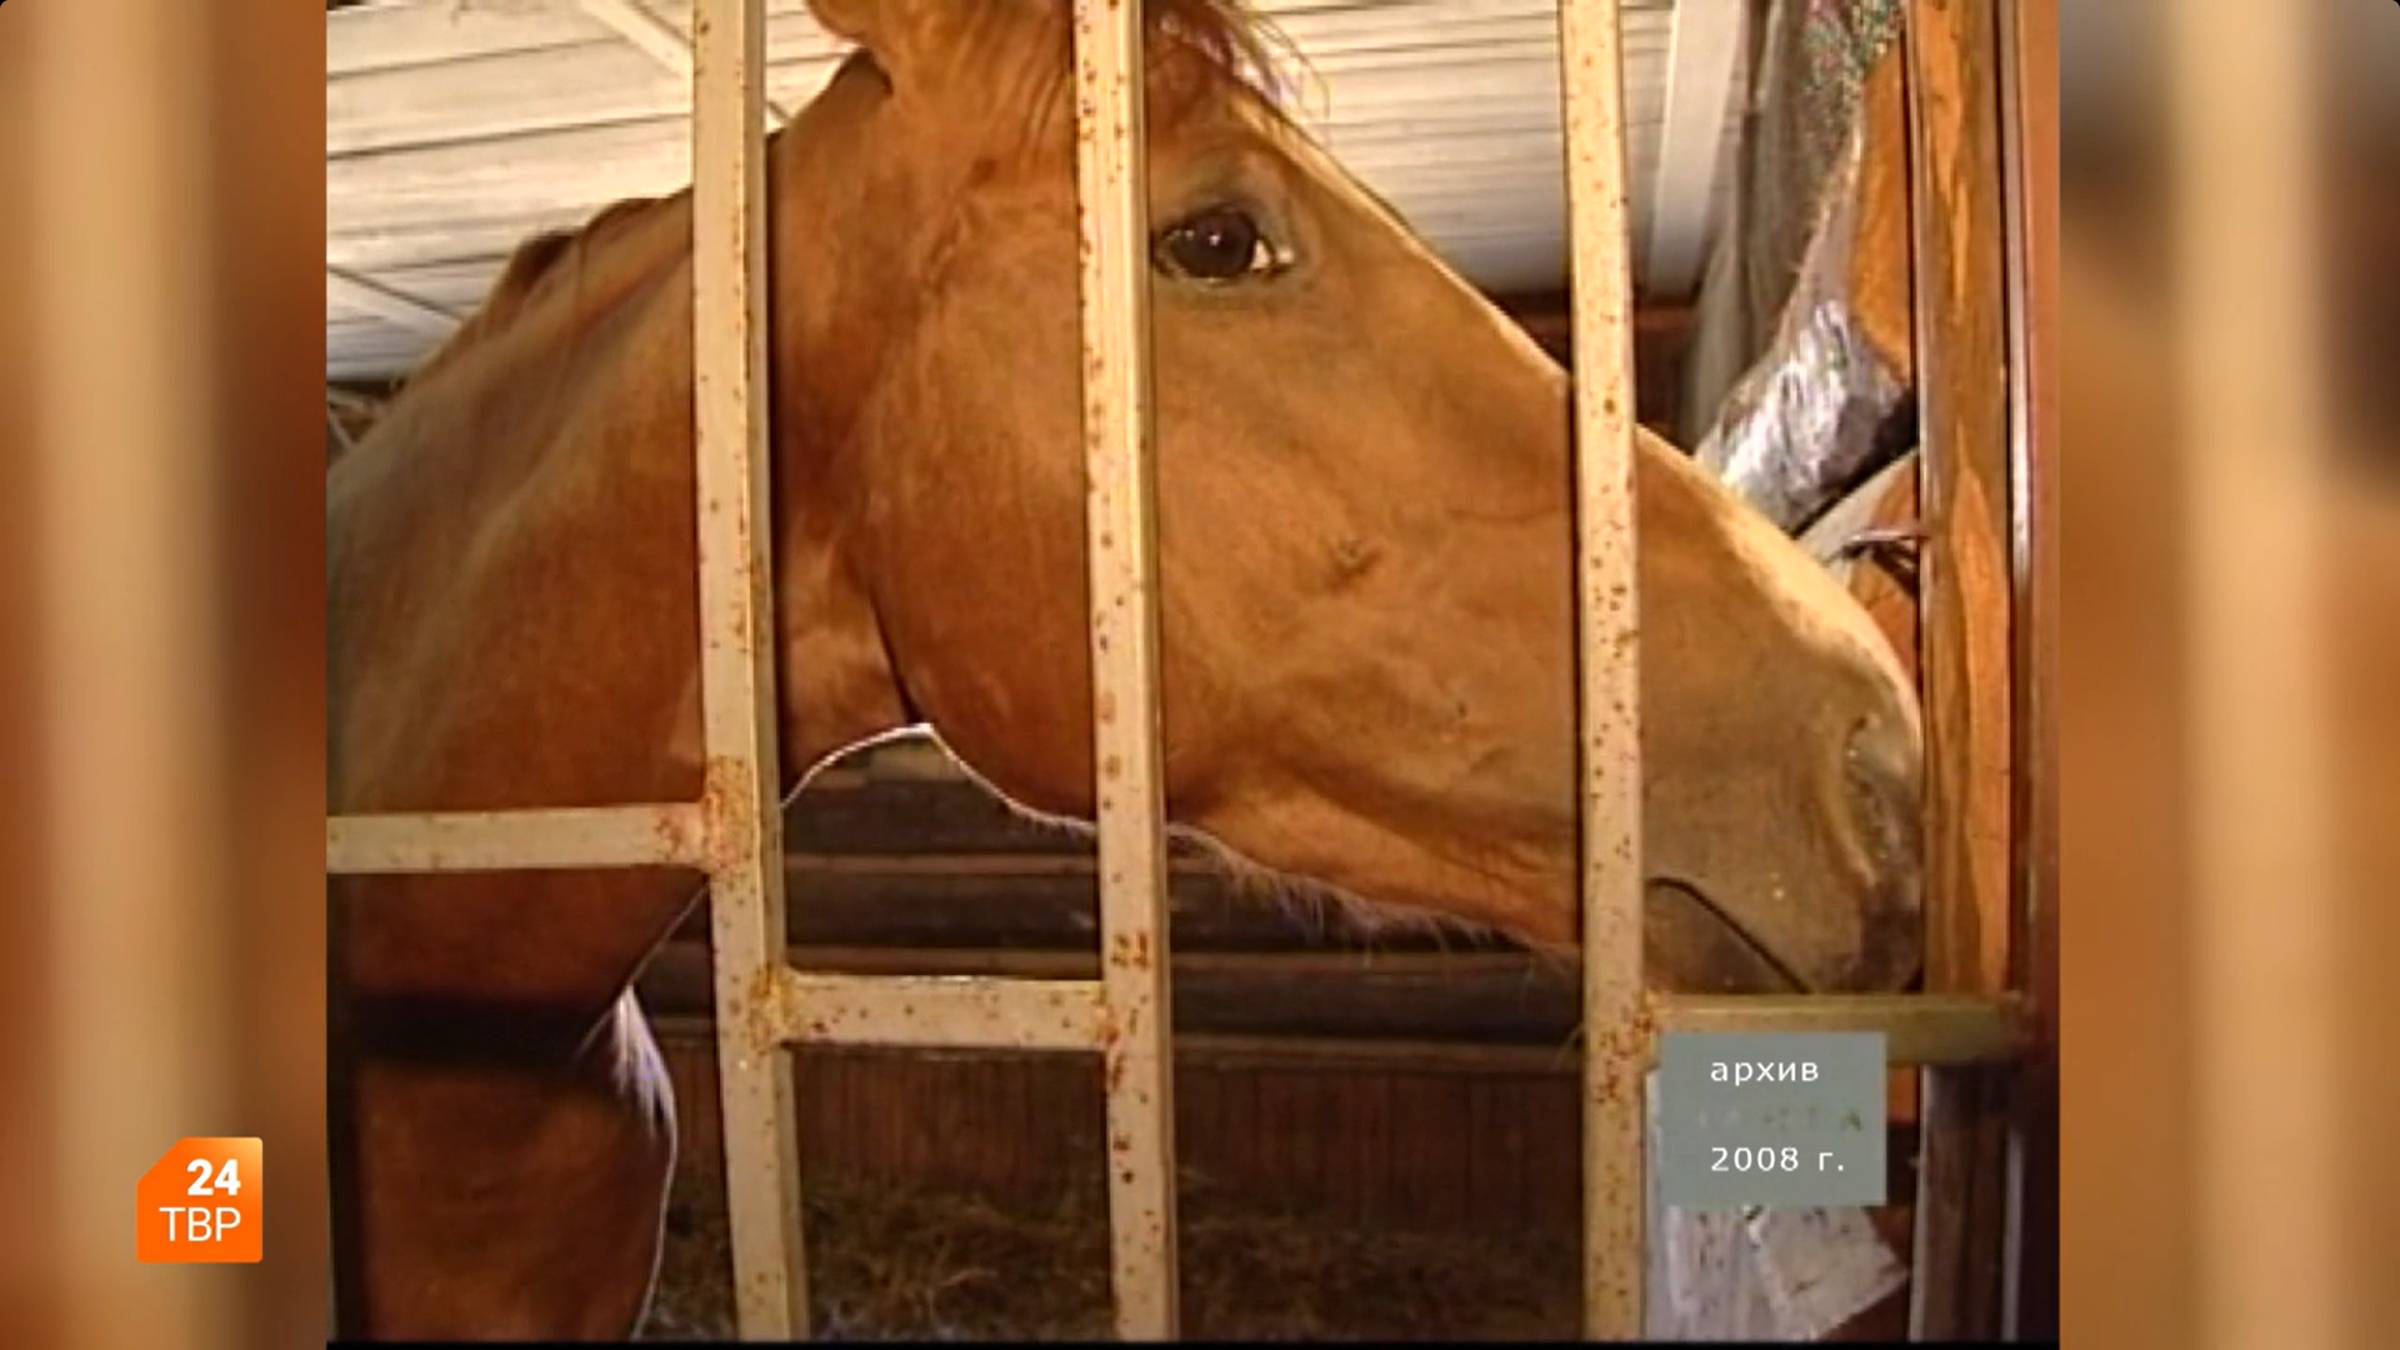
left=136, top=1137, right=262, bottom=1264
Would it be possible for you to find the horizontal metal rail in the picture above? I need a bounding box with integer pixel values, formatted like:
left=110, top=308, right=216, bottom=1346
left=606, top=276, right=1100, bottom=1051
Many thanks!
left=1658, top=993, right=2029, bottom=1066
left=326, top=803, right=708, bottom=874
left=771, top=972, right=1108, bottom=1052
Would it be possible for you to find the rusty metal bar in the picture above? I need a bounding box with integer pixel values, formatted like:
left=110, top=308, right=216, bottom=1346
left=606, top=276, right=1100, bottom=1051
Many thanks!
left=1069, top=0, right=1182, bottom=1337
left=690, top=0, right=808, bottom=1338
left=772, top=972, right=1108, bottom=1052
left=1658, top=993, right=2030, bottom=1066
left=324, top=803, right=707, bottom=874
left=1558, top=0, right=1645, bottom=1337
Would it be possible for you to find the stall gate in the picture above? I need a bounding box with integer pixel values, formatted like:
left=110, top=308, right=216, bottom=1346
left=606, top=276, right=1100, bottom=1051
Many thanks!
left=326, top=0, right=2036, bottom=1339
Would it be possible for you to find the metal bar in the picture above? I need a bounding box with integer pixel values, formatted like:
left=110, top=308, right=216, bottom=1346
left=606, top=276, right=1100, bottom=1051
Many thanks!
left=1658, top=994, right=2029, bottom=1066
left=1558, top=0, right=1645, bottom=1337
left=691, top=0, right=808, bottom=1338
left=325, top=803, right=707, bottom=874
left=771, top=972, right=1108, bottom=1051
left=1068, top=0, right=1181, bottom=1337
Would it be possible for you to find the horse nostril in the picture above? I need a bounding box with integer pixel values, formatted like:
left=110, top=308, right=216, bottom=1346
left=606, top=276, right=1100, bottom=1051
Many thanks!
left=1840, top=709, right=1924, bottom=989
left=1843, top=713, right=1920, bottom=875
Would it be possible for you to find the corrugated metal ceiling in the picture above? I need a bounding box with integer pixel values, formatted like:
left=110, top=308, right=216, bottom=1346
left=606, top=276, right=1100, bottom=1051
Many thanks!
left=327, top=0, right=1737, bottom=380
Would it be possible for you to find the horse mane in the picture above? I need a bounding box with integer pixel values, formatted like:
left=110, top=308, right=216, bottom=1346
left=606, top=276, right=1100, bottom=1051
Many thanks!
left=398, top=196, right=662, bottom=390
left=397, top=0, right=1290, bottom=391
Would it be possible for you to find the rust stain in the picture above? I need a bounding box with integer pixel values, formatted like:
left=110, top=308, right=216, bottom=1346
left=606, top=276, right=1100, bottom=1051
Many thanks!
left=736, top=963, right=786, bottom=1054
left=698, top=755, right=757, bottom=873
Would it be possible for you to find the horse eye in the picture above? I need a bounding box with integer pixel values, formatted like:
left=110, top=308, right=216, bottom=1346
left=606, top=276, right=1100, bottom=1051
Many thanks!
left=1154, top=205, right=1280, bottom=283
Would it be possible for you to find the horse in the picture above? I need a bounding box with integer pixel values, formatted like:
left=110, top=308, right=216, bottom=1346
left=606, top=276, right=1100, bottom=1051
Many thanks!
left=326, top=0, right=1924, bottom=1335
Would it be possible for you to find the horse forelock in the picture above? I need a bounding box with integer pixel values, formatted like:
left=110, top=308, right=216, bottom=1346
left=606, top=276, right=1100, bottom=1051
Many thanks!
left=959, top=0, right=1298, bottom=158
left=1136, top=0, right=1294, bottom=109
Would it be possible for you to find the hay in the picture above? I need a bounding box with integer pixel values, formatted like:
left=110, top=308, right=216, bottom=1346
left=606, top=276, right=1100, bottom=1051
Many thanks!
left=643, top=1171, right=1578, bottom=1341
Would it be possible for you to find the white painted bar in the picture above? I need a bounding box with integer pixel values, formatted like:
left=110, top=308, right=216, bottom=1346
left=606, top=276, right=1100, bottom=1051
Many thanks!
left=774, top=973, right=1109, bottom=1052
left=1558, top=0, right=1646, bottom=1337
left=325, top=803, right=707, bottom=874
left=691, top=0, right=809, bottom=1338
left=1068, top=0, right=1182, bottom=1337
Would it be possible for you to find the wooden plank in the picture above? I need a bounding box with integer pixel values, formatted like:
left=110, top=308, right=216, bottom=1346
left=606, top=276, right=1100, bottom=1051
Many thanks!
left=1386, top=1074, right=1438, bottom=1228
left=1421, top=1076, right=1476, bottom=1229
left=1322, top=1072, right=1368, bottom=1223
left=1642, top=0, right=1745, bottom=297
left=1354, top=1072, right=1396, bottom=1227
left=763, top=862, right=1492, bottom=953
left=328, top=118, right=691, bottom=244
left=1254, top=1070, right=1300, bottom=1211
left=329, top=39, right=694, bottom=159
left=1903, top=0, right=2014, bottom=1340
left=1910, top=0, right=2015, bottom=1002
left=641, top=939, right=1585, bottom=1042
left=328, top=1, right=613, bottom=77
left=2000, top=0, right=2058, bottom=1337
left=726, top=846, right=1533, bottom=951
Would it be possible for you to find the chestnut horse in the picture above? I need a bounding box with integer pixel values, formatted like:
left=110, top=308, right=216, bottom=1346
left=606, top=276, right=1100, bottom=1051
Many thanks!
left=327, top=0, right=1922, bottom=1335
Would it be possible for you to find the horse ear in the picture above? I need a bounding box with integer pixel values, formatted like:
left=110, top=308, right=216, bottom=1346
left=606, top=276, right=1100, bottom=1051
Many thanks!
left=807, top=0, right=948, bottom=83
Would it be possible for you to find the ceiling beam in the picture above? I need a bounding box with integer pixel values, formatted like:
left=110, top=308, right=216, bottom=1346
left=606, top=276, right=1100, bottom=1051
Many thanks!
left=326, top=265, right=461, bottom=341
left=1643, top=0, right=1746, bottom=300
left=575, top=0, right=792, bottom=126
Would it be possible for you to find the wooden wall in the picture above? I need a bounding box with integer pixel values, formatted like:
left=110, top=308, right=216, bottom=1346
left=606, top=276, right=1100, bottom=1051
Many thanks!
left=639, top=734, right=1921, bottom=1254
left=639, top=734, right=1593, bottom=1234
left=657, top=1028, right=1590, bottom=1236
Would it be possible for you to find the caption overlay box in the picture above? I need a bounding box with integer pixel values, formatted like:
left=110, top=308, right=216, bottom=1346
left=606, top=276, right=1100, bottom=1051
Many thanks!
left=1656, top=1032, right=1885, bottom=1208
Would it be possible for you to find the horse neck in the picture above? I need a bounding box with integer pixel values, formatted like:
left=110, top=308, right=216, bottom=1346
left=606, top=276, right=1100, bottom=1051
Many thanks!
left=750, top=83, right=954, bottom=784
left=330, top=162, right=912, bottom=819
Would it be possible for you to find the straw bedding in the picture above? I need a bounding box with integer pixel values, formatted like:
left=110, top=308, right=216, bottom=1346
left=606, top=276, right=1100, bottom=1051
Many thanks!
left=640, top=1171, right=1580, bottom=1341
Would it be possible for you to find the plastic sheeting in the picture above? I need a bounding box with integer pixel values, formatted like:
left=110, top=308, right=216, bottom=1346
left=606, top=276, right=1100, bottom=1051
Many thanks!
left=1643, top=1074, right=1907, bottom=1341
left=1694, top=124, right=1912, bottom=533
